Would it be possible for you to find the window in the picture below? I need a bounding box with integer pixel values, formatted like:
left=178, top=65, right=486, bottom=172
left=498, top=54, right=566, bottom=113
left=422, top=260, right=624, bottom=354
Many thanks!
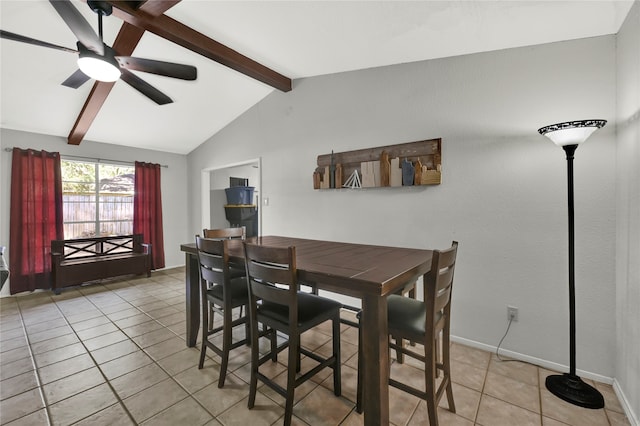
left=61, top=159, right=134, bottom=238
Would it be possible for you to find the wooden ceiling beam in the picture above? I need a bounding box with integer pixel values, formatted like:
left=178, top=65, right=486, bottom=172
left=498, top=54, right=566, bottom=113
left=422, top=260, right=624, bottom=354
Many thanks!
left=137, top=1, right=182, bottom=16
left=106, top=1, right=292, bottom=92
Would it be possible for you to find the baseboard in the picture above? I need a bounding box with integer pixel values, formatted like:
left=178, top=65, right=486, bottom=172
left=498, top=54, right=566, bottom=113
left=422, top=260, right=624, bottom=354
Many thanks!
left=452, top=335, right=640, bottom=424
left=613, top=379, right=639, bottom=426
left=450, top=335, right=613, bottom=384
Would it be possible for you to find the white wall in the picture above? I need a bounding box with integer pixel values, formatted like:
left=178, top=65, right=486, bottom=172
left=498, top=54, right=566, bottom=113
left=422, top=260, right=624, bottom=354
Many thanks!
left=0, top=129, right=189, bottom=296
left=615, top=0, right=640, bottom=422
left=187, top=36, right=618, bottom=379
left=209, top=164, right=259, bottom=190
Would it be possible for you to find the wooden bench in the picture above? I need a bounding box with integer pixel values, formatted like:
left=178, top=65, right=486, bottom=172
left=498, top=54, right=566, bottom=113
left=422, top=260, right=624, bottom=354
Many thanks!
left=51, top=234, right=151, bottom=294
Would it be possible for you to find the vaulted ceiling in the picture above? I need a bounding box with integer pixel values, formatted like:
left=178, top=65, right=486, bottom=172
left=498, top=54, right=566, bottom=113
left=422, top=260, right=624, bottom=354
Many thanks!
left=0, top=1, right=633, bottom=154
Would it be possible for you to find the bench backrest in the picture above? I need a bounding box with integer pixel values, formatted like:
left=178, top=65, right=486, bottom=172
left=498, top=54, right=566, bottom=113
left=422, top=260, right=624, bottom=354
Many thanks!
left=51, top=234, right=145, bottom=260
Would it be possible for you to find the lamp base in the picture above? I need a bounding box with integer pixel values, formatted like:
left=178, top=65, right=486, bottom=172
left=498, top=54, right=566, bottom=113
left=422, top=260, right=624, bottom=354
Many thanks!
left=546, top=373, right=605, bottom=409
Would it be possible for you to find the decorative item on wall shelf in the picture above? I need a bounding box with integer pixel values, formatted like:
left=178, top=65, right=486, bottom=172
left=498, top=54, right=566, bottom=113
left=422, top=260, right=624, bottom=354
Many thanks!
left=401, top=158, right=415, bottom=186
left=343, top=170, right=362, bottom=189
left=313, top=138, right=442, bottom=189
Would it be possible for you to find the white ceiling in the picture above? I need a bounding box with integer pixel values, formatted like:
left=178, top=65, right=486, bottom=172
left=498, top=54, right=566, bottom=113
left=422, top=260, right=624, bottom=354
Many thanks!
left=0, top=1, right=633, bottom=155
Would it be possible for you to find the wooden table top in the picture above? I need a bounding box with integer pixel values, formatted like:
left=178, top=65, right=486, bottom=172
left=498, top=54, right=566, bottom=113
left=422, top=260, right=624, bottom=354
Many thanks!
left=181, top=235, right=432, bottom=298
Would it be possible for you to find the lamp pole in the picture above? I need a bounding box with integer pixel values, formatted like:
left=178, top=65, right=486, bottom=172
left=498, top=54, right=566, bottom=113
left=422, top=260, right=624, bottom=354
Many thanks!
left=538, top=120, right=606, bottom=409
left=564, top=144, right=577, bottom=377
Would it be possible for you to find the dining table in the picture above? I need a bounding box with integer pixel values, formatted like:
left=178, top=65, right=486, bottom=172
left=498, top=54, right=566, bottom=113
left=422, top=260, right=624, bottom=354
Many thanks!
left=180, top=235, right=433, bottom=426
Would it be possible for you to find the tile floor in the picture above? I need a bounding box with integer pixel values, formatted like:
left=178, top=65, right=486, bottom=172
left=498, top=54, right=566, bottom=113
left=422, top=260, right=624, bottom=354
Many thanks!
left=0, top=268, right=631, bottom=425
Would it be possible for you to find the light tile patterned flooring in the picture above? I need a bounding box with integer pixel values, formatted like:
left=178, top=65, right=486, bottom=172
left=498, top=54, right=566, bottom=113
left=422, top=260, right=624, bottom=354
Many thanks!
left=0, top=268, right=631, bottom=425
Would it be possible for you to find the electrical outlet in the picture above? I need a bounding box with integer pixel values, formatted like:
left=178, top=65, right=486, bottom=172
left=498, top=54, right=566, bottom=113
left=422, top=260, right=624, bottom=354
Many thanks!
left=507, top=306, right=518, bottom=322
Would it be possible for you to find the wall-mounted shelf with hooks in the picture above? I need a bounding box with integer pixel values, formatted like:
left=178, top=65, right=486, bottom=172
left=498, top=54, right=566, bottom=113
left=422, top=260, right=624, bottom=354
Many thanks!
left=313, top=138, right=441, bottom=189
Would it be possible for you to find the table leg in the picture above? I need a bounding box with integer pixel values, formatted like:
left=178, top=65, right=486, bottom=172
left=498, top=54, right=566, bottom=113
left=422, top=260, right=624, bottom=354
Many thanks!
left=185, top=252, right=200, bottom=347
left=361, top=294, right=389, bottom=426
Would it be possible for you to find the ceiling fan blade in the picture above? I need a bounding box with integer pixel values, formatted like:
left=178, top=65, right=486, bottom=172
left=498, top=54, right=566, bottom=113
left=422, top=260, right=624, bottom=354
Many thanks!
left=0, top=30, right=77, bottom=53
left=116, top=56, right=197, bottom=80
left=61, top=69, right=91, bottom=89
left=49, top=0, right=104, bottom=55
left=120, top=69, right=173, bottom=105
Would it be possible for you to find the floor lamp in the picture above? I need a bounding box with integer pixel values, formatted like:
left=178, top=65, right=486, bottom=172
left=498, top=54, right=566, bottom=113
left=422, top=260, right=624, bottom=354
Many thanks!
left=537, top=119, right=607, bottom=409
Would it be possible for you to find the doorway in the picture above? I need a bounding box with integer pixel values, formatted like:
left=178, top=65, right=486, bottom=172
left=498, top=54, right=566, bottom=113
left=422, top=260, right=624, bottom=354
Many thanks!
left=201, top=158, right=261, bottom=236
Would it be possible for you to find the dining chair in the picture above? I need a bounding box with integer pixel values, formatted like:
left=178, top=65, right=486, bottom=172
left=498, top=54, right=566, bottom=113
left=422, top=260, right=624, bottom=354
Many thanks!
left=195, top=235, right=250, bottom=388
left=244, top=243, right=342, bottom=426
left=202, top=227, right=246, bottom=328
left=356, top=241, right=458, bottom=426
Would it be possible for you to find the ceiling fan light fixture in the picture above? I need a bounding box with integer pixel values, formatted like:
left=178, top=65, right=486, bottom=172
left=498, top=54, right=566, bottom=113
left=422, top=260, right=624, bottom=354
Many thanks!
left=77, top=44, right=121, bottom=82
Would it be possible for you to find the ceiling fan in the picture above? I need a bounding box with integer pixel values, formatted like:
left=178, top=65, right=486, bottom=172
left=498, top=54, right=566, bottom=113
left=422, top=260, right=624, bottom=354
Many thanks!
left=0, top=0, right=197, bottom=105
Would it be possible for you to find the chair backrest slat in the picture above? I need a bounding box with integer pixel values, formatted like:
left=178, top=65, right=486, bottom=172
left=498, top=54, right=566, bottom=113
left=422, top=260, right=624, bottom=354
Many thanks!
left=250, top=281, right=291, bottom=306
left=203, top=227, right=246, bottom=240
left=247, top=260, right=294, bottom=286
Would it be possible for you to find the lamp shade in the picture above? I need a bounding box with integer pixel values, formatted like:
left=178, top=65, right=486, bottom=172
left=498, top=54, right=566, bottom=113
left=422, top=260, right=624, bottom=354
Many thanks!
left=538, top=120, right=606, bottom=146
left=76, top=43, right=121, bottom=83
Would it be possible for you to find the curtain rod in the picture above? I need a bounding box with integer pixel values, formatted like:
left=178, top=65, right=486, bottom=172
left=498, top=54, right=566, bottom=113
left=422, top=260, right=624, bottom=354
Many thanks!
left=4, top=148, right=168, bottom=168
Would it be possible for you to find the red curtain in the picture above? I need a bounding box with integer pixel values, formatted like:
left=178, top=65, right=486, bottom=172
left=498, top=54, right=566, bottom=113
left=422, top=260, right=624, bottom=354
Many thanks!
left=134, top=161, right=165, bottom=269
left=9, top=149, right=63, bottom=294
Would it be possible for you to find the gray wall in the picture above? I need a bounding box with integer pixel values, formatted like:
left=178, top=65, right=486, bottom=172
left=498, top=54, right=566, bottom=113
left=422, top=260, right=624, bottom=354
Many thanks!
left=0, top=129, right=189, bottom=296
left=615, top=0, right=640, bottom=421
left=187, top=35, right=618, bottom=383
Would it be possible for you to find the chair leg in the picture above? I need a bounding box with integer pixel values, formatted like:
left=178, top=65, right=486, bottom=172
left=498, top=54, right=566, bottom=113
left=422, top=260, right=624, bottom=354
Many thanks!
left=356, top=310, right=363, bottom=413
left=270, top=326, right=278, bottom=362
left=407, top=283, right=417, bottom=347
left=284, top=333, right=299, bottom=426
left=198, top=331, right=207, bottom=369
left=296, top=341, right=302, bottom=373
left=244, top=308, right=251, bottom=347
left=435, top=333, right=441, bottom=378
left=332, top=316, right=341, bottom=396
left=425, top=343, right=438, bottom=426
left=393, top=335, right=404, bottom=363
left=199, top=302, right=210, bottom=369
left=248, top=312, right=259, bottom=409
left=356, top=348, right=363, bottom=413
left=208, top=303, right=214, bottom=331
left=442, top=332, right=456, bottom=413
left=218, top=307, right=233, bottom=388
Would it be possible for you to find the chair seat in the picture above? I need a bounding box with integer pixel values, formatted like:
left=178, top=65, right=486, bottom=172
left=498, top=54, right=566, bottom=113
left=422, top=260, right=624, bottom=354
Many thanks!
left=258, top=292, right=342, bottom=327
left=388, top=294, right=442, bottom=337
left=207, top=277, right=249, bottom=305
